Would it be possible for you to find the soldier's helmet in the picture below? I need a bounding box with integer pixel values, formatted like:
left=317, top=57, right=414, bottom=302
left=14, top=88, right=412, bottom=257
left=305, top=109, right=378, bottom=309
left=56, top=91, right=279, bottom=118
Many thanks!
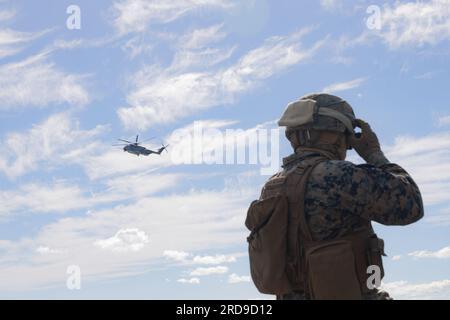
left=278, top=93, right=356, bottom=133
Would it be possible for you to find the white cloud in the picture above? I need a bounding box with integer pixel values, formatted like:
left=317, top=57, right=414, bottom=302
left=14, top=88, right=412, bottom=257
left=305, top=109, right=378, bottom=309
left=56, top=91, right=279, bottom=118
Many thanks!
left=0, top=182, right=88, bottom=217
left=408, top=245, right=450, bottom=259
left=437, top=115, right=450, bottom=127
left=179, top=24, right=226, bottom=49
left=111, top=0, right=233, bottom=35
left=0, top=52, right=90, bottom=109
left=164, top=249, right=243, bottom=265
left=177, top=277, right=200, bottom=284
left=385, top=132, right=450, bottom=206
left=163, top=250, right=191, bottom=262
left=0, top=10, right=50, bottom=59
left=102, top=172, right=180, bottom=199
left=228, top=273, right=250, bottom=284
left=192, top=254, right=236, bottom=265
left=51, top=36, right=118, bottom=51
left=171, top=46, right=236, bottom=71
left=0, top=29, right=48, bottom=59
left=118, top=28, right=324, bottom=129
left=377, top=0, right=450, bottom=48
left=0, top=9, right=15, bottom=22
left=392, top=255, right=402, bottom=261
left=320, top=0, right=343, bottom=11
left=381, top=279, right=450, bottom=299
left=121, top=35, right=154, bottom=58
left=414, top=71, right=439, bottom=80
left=0, top=185, right=254, bottom=290
left=163, top=250, right=243, bottom=266
left=36, top=246, right=62, bottom=255
left=322, top=77, right=367, bottom=93
left=0, top=173, right=181, bottom=217
left=426, top=213, right=450, bottom=225
left=94, top=228, right=150, bottom=252
left=190, top=266, right=228, bottom=276
left=0, top=112, right=106, bottom=178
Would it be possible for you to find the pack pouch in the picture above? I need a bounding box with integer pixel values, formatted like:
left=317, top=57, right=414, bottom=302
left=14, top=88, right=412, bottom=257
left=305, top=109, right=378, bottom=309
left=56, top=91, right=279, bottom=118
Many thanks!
left=367, top=234, right=386, bottom=279
left=305, top=240, right=362, bottom=300
left=245, top=195, right=291, bottom=295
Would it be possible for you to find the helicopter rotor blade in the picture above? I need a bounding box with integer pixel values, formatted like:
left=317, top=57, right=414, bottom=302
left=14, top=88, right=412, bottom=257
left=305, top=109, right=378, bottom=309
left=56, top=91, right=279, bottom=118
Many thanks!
left=136, top=135, right=139, bottom=143
left=118, top=139, right=132, bottom=144
left=140, top=137, right=156, bottom=143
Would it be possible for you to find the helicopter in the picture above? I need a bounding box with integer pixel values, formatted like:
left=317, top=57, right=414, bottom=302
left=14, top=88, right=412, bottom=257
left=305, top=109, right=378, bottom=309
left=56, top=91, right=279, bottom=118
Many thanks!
left=113, top=135, right=169, bottom=157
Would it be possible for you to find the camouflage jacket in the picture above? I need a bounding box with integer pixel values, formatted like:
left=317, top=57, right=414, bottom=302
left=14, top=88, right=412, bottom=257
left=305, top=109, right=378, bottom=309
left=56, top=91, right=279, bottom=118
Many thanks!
left=274, top=149, right=424, bottom=241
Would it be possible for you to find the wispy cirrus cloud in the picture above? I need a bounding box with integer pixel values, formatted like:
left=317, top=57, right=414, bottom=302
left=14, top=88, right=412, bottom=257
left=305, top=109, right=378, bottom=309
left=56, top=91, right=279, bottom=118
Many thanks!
left=0, top=52, right=90, bottom=109
left=179, top=24, right=227, bottom=49
left=375, top=0, right=450, bottom=48
left=437, top=115, right=450, bottom=127
left=118, top=28, right=325, bottom=130
left=0, top=9, right=15, bottom=22
left=0, top=172, right=181, bottom=218
left=319, top=0, right=343, bottom=11
left=0, top=29, right=50, bottom=59
left=385, top=131, right=450, bottom=207
left=322, top=77, right=367, bottom=93
left=0, top=112, right=106, bottom=178
left=0, top=8, right=51, bottom=59
left=111, top=0, right=234, bottom=35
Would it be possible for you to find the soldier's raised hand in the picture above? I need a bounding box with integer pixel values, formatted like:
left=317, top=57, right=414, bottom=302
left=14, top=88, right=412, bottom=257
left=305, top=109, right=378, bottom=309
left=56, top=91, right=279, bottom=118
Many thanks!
left=348, top=119, right=382, bottom=162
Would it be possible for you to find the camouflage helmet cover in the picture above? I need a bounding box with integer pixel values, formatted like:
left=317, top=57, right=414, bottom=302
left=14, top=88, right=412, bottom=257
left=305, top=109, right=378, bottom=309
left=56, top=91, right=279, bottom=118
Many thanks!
left=278, top=93, right=356, bottom=133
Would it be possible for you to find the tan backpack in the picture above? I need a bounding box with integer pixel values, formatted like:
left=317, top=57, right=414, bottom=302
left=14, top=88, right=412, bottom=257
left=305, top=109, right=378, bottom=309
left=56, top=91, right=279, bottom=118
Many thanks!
left=245, top=157, right=386, bottom=299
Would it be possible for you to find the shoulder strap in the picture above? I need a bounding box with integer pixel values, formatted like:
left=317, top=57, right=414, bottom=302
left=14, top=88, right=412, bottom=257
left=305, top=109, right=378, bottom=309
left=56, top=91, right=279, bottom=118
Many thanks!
left=285, top=157, right=327, bottom=242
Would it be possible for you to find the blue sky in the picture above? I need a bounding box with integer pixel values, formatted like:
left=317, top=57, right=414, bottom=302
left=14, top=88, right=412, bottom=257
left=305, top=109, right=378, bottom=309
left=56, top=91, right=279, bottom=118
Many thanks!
left=1, top=0, right=450, bottom=299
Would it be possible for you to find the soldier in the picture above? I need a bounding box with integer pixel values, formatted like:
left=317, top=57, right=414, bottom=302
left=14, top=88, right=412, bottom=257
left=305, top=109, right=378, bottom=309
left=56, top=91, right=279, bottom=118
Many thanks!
left=245, top=93, right=424, bottom=300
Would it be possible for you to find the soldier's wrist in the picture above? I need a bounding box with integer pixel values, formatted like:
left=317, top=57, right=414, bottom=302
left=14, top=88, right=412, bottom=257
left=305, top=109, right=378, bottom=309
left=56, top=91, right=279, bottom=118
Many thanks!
left=365, top=150, right=390, bottom=167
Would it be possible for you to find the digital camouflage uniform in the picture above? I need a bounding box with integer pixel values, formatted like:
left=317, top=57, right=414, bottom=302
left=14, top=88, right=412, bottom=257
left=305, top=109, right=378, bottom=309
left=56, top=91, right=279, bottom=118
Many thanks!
left=282, top=151, right=424, bottom=239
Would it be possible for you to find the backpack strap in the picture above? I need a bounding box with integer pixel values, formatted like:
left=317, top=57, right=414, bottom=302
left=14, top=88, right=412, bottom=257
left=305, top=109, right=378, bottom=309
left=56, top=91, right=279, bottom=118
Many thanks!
left=285, top=157, right=327, bottom=242
left=282, top=157, right=327, bottom=290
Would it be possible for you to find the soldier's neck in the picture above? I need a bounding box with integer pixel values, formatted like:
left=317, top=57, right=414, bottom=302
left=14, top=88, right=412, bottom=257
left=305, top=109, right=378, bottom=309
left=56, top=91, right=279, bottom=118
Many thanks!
left=295, top=146, right=341, bottom=161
